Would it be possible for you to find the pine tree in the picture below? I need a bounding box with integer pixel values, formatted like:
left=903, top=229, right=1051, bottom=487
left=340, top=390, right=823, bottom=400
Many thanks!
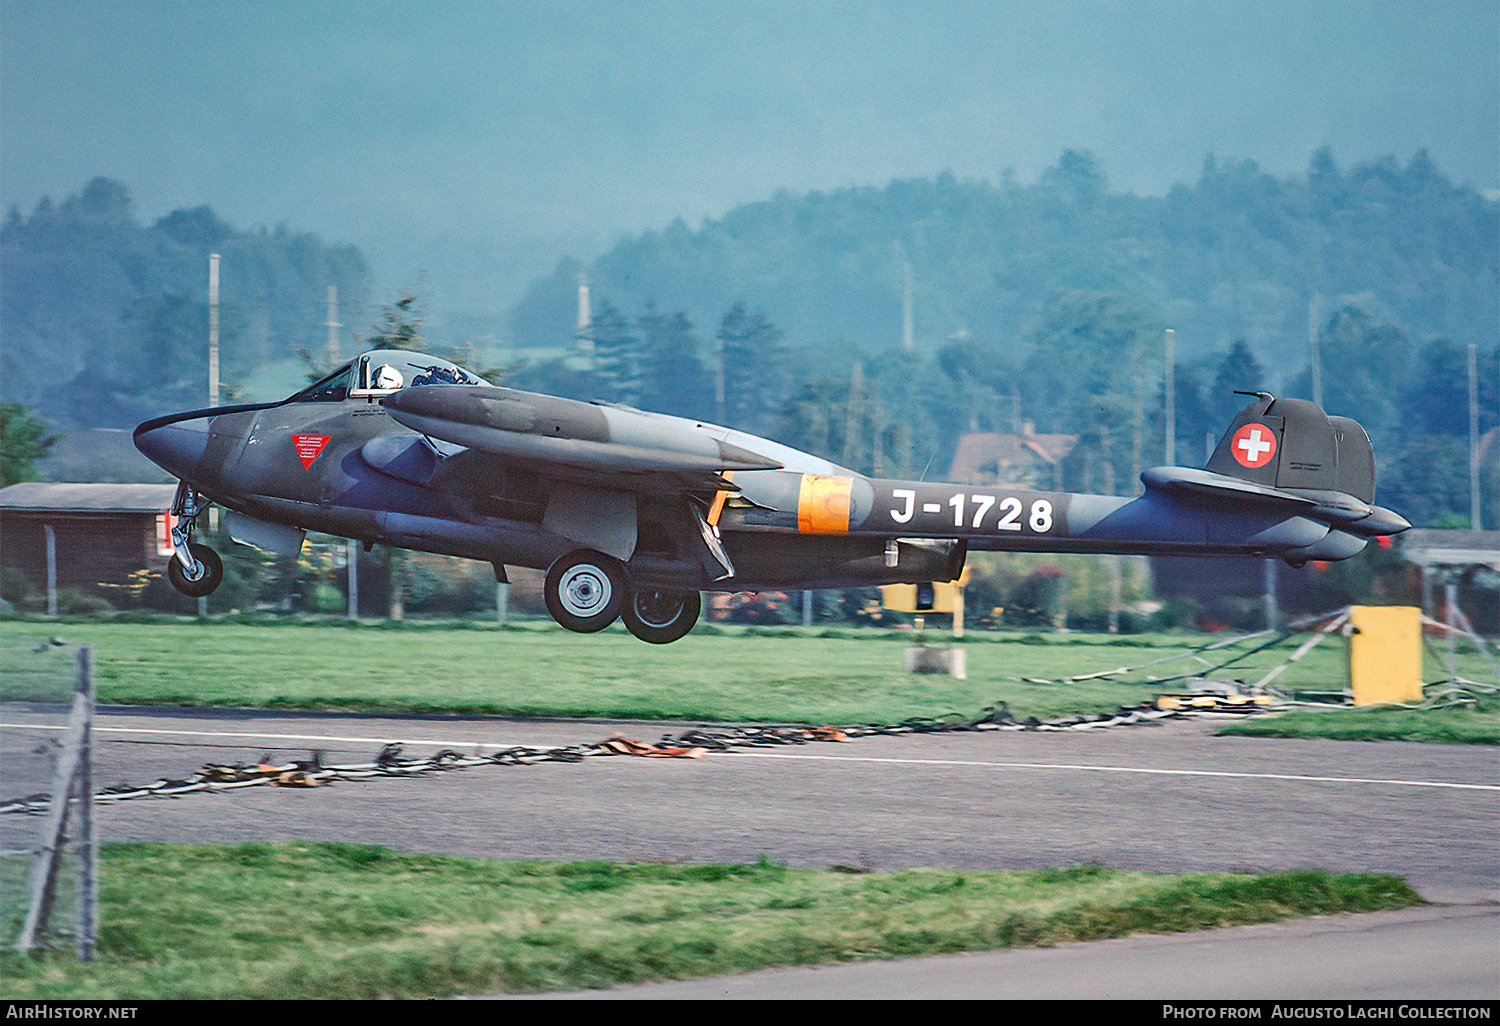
left=715, top=302, right=787, bottom=434
left=590, top=299, right=643, bottom=405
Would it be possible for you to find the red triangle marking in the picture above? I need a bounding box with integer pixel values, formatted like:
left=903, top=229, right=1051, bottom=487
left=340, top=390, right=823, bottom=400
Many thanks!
left=292, top=434, right=331, bottom=469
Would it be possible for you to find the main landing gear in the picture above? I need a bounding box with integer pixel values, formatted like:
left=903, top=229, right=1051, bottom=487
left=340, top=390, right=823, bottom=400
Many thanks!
left=544, top=549, right=701, bottom=644
left=620, top=588, right=702, bottom=645
left=165, top=482, right=224, bottom=598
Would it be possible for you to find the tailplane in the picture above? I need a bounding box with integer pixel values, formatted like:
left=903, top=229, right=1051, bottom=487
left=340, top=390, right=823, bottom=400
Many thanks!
left=1144, top=394, right=1407, bottom=550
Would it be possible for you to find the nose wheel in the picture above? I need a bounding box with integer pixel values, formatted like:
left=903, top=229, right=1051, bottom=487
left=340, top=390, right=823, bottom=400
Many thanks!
left=165, top=482, right=224, bottom=597
left=167, top=542, right=224, bottom=597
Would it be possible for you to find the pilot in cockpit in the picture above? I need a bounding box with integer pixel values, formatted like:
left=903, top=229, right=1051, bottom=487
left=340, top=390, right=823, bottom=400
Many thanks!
left=371, top=364, right=404, bottom=390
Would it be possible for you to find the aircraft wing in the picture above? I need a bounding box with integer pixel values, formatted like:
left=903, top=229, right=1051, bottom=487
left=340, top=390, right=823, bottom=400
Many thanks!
left=381, top=385, right=782, bottom=493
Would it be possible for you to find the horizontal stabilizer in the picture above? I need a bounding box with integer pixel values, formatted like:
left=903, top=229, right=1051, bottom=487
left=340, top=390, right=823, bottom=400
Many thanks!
left=1142, top=467, right=1407, bottom=536
left=1140, top=466, right=1318, bottom=508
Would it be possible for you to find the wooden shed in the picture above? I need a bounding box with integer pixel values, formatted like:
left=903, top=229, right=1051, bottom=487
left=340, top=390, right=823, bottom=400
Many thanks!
left=0, top=483, right=178, bottom=605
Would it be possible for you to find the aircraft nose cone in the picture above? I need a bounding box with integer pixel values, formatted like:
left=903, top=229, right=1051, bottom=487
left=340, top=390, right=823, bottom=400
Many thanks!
left=133, top=418, right=209, bottom=477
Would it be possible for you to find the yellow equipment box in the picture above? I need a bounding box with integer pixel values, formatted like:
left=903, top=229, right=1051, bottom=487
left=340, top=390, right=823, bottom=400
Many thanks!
left=1348, top=605, right=1423, bottom=706
left=881, top=581, right=958, bottom=614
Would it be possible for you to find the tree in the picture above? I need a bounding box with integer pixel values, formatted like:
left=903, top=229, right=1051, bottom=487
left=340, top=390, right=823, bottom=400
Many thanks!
left=779, top=378, right=844, bottom=462
left=589, top=298, right=643, bottom=405
left=1313, top=302, right=1411, bottom=449
left=637, top=303, right=712, bottom=418
left=364, top=293, right=425, bottom=351
left=1380, top=435, right=1475, bottom=529
left=154, top=206, right=233, bottom=249
left=2, top=178, right=371, bottom=430
left=1147, top=358, right=1219, bottom=467
left=715, top=302, right=788, bottom=434
left=1211, top=340, right=1268, bottom=424
left=0, top=404, right=56, bottom=486
left=1405, top=338, right=1499, bottom=438
left=1038, top=149, right=1108, bottom=214
left=1020, top=291, right=1163, bottom=493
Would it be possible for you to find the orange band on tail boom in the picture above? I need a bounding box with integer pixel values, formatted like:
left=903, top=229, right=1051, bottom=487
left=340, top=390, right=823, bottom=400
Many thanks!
left=797, top=474, right=853, bottom=534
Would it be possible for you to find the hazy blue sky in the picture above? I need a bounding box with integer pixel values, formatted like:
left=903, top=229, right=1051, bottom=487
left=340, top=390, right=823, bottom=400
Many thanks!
left=4, top=0, right=1496, bottom=320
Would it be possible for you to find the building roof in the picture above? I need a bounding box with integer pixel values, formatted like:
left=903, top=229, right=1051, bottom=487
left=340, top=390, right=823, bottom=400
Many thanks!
left=0, top=482, right=178, bottom=513
left=949, top=430, right=1078, bottom=485
left=1400, top=529, right=1500, bottom=570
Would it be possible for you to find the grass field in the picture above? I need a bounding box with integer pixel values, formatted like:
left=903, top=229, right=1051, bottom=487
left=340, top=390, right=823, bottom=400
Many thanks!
left=0, top=618, right=1481, bottom=997
left=1216, top=701, right=1499, bottom=744
left=0, top=843, right=1424, bottom=999
left=1, top=615, right=1493, bottom=737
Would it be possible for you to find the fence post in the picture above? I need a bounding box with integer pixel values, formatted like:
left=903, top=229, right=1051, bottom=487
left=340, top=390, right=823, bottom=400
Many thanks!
left=15, top=645, right=95, bottom=958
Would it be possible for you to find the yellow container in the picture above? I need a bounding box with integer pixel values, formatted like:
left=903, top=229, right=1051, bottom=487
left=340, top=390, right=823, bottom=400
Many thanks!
left=881, top=581, right=958, bottom=614
left=1348, top=606, right=1424, bottom=706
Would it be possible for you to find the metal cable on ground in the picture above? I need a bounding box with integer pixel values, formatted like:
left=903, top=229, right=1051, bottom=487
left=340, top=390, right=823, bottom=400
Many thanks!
left=1014, top=609, right=1352, bottom=693
left=0, top=701, right=1199, bottom=816
left=8, top=613, right=1397, bottom=816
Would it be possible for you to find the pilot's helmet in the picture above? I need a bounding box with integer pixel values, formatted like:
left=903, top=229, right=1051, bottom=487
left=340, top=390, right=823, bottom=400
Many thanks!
left=372, top=364, right=404, bottom=390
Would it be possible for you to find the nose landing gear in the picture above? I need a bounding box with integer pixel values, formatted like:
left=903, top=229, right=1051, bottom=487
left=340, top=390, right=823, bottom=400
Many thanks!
left=166, top=482, right=224, bottom=598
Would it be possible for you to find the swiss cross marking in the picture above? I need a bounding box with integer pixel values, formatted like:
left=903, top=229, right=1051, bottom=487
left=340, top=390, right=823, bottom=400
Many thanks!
left=292, top=434, right=331, bottom=469
left=1231, top=423, right=1277, bottom=468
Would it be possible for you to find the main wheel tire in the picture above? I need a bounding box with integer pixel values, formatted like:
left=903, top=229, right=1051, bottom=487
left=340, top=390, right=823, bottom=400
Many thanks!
left=545, top=550, right=626, bottom=633
left=621, top=588, right=701, bottom=645
left=167, top=543, right=224, bottom=598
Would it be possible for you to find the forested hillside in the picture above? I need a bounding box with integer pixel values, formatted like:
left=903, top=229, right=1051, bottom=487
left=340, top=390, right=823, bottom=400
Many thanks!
left=2, top=157, right=1494, bottom=528
left=505, top=149, right=1497, bottom=526
left=1, top=178, right=370, bottom=431
left=512, top=149, right=1497, bottom=372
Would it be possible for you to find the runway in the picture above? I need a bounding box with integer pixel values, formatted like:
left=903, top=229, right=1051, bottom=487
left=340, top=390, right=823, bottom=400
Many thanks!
left=3, top=705, right=1497, bottom=998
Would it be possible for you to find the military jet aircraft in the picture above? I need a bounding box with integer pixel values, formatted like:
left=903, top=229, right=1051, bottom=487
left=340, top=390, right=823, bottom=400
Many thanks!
left=134, top=348, right=1408, bottom=643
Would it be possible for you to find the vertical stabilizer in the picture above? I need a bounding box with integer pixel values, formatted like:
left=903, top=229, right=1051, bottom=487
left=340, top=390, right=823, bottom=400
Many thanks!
left=1206, top=396, right=1282, bottom=486
left=1329, top=416, right=1375, bottom=504
left=1207, top=396, right=1345, bottom=494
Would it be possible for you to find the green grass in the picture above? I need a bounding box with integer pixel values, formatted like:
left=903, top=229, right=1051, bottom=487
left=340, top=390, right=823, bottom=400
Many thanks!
left=2, top=616, right=1493, bottom=739
left=0, top=617, right=1211, bottom=722
left=0, top=843, right=1424, bottom=999
left=1217, top=699, right=1500, bottom=745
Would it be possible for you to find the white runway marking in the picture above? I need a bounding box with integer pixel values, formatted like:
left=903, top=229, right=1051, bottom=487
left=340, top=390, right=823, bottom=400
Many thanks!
left=724, top=751, right=1500, bottom=792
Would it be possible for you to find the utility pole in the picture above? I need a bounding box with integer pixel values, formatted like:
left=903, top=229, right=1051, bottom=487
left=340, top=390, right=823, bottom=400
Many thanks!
left=1164, top=328, right=1175, bottom=464
left=902, top=258, right=914, bottom=352
left=575, top=275, right=593, bottom=354
left=714, top=333, right=726, bottom=425
left=208, top=253, right=220, bottom=408
left=203, top=253, right=220, bottom=619
left=1308, top=296, right=1322, bottom=407
left=346, top=539, right=359, bottom=620
left=1263, top=558, right=1280, bottom=630
left=1469, top=342, right=1482, bottom=530
left=325, top=286, right=342, bottom=367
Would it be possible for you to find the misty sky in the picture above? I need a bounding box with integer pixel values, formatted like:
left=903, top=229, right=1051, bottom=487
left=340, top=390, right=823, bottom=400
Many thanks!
left=3, top=0, right=1497, bottom=322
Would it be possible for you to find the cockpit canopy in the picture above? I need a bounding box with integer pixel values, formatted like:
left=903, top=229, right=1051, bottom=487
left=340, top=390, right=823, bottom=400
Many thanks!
left=292, top=350, right=492, bottom=403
